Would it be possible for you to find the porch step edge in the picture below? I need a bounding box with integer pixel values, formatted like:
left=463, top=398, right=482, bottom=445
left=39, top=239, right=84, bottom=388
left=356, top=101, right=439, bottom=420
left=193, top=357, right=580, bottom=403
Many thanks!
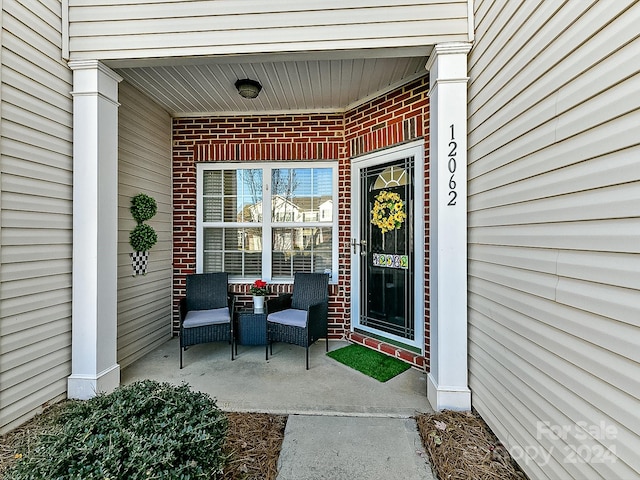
left=346, top=332, right=427, bottom=371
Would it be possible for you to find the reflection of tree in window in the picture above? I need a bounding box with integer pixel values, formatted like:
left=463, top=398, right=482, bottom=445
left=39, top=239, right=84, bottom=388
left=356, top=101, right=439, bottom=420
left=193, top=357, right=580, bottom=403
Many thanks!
left=239, top=170, right=263, bottom=223
left=243, top=169, right=262, bottom=203
left=272, top=169, right=298, bottom=222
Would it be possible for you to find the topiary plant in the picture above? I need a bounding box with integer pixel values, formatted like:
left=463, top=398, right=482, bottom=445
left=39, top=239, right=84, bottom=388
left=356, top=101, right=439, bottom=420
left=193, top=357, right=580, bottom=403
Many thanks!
left=129, top=223, right=158, bottom=252
left=130, top=193, right=157, bottom=224
left=129, top=193, right=158, bottom=253
left=6, top=380, right=229, bottom=479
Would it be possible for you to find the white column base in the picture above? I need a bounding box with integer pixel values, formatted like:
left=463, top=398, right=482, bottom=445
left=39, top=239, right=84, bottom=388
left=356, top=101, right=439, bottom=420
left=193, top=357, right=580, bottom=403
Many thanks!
left=427, top=373, right=471, bottom=411
left=68, top=364, right=120, bottom=400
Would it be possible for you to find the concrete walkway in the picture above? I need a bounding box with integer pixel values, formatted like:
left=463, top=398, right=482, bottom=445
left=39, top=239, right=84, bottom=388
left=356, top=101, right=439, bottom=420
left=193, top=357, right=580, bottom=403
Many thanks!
left=121, top=338, right=436, bottom=479
left=277, top=415, right=434, bottom=480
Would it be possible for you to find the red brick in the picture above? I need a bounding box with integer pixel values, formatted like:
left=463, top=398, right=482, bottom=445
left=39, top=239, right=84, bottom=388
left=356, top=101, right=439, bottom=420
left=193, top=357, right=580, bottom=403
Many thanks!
left=379, top=343, right=396, bottom=356
left=396, top=349, right=415, bottom=363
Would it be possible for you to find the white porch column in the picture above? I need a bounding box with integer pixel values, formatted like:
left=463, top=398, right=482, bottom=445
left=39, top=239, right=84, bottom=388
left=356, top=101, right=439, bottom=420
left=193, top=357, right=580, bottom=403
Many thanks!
left=426, top=43, right=472, bottom=411
left=67, top=60, right=122, bottom=400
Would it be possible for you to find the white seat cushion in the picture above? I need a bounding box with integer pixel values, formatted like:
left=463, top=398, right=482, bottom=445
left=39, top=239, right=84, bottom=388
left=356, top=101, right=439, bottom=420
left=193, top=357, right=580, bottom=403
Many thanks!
left=267, top=308, right=307, bottom=328
left=183, top=308, right=230, bottom=328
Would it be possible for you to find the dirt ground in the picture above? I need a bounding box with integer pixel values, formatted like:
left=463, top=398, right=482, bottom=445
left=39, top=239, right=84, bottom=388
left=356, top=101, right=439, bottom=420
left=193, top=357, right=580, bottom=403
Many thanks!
left=2, top=408, right=527, bottom=480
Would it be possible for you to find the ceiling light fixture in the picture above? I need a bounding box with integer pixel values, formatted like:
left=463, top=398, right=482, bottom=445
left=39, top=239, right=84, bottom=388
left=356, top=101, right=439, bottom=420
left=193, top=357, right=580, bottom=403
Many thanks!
left=235, top=79, right=262, bottom=99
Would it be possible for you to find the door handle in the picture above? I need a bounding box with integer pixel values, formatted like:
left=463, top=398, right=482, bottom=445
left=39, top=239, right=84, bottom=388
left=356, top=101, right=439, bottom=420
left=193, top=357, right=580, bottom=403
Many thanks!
left=351, top=239, right=367, bottom=255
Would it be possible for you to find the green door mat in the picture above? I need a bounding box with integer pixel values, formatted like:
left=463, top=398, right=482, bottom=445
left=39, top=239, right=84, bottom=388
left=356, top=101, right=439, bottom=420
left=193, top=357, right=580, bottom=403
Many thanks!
left=326, top=344, right=411, bottom=382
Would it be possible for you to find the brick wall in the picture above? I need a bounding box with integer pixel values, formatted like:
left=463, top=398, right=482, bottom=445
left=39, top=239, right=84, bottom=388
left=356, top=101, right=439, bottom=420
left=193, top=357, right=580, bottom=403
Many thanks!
left=172, top=75, right=430, bottom=369
left=172, top=114, right=347, bottom=335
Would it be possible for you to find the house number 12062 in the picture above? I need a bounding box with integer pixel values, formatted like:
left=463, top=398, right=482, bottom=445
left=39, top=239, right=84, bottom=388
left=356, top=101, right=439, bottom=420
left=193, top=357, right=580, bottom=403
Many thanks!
left=447, top=124, right=457, bottom=206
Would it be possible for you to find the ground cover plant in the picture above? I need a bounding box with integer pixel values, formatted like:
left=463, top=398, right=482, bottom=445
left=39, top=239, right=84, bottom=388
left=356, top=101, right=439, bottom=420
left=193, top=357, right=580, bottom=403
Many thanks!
left=2, top=381, right=228, bottom=479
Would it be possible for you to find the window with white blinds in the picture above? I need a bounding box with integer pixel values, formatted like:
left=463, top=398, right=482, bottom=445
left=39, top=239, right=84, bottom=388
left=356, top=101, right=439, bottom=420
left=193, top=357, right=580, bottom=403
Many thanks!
left=196, top=162, right=338, bottom=283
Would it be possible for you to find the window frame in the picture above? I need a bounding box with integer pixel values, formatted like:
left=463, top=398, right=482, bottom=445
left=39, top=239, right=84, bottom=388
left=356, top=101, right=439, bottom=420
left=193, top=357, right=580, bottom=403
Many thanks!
left=196, top=161, right=339, bottom=284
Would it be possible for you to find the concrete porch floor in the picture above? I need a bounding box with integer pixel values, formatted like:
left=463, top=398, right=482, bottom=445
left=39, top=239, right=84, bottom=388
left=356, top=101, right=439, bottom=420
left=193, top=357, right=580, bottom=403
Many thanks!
left=121, top=337, right=433, bottom=418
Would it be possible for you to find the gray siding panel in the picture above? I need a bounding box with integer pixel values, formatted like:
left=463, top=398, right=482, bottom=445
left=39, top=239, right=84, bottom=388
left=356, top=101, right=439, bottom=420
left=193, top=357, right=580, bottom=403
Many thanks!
left=117, top=80, right=172, bottom=369
left=0, top=1, right=73, bottom=433
left=468, top=0, right=640, bottom=478
left=68, top=0, right=469, bottom=60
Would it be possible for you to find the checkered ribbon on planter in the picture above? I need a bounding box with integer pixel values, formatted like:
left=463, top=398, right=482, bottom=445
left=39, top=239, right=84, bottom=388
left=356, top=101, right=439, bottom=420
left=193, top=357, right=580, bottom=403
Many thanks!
left=130, top=251, right=149, bottom=276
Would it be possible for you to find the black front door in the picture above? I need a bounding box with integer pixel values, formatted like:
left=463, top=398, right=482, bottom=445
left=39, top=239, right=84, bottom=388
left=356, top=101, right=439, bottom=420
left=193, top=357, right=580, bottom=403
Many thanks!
left=358, top=156, right=415, bottom=341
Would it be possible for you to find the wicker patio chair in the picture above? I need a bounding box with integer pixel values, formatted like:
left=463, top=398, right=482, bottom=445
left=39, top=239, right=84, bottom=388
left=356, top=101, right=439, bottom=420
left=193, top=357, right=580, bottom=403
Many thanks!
left=266, top=272, right=329, bottom=369
left=179, top=272, right=235, bottom=368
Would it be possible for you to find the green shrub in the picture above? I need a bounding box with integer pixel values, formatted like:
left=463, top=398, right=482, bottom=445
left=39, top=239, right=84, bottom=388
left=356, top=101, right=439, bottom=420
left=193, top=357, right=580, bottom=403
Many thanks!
left=130, top=193, right=158, bottom=224
left=129, top=223, right=158, bottom=252
left=6, top=380, right=228, bottom=480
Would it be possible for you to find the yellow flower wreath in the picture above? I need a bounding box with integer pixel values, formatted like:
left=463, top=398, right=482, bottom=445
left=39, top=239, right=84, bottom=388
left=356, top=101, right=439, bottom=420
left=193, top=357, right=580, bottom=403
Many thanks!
left=370, top=190, right=406, bottom=234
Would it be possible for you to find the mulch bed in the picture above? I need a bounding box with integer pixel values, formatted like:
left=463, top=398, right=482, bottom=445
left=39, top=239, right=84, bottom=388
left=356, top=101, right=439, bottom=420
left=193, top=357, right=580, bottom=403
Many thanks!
left=222, top=412, right=287, bottom=480
left=416, top=410, right=528, bottom=480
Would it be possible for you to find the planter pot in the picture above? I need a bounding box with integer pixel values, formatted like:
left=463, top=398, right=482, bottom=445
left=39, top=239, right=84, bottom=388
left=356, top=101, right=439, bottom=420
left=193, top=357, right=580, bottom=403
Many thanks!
left=252, top=295, right=265, bottom=314
left=130, top=251, right=149, bottom=276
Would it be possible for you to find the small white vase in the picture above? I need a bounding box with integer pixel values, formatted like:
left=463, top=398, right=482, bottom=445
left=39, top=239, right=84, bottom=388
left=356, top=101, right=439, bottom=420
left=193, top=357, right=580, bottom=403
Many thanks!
left=252, top=295, right=265, bottom=314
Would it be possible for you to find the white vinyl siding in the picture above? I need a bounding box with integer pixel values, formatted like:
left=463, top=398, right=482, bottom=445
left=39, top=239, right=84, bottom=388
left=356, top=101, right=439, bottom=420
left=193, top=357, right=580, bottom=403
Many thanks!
left=0, top=1, right=73, bottom=434
left=468, top=1, right=640, bottom=479
left=117, top=80, right=172, bottom=369
left=67, top=0, right=469, bottom=60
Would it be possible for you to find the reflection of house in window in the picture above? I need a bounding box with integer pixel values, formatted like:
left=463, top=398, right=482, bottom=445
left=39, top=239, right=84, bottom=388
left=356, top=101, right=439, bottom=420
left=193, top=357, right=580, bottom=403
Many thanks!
left=239, top=195, right=332, bottom=221
left=268, top=196, right=332, bottom=250
left=225, top=184, right=334, bottom=276
left=242, top=201, right=263, bottom=223
left=237, top=204, right=263, bottom=252
left=319, top=200, right=333, bottom=221
left=271, top=195, right=299, bottom=222
left=242, top=228, right=262, bottom=252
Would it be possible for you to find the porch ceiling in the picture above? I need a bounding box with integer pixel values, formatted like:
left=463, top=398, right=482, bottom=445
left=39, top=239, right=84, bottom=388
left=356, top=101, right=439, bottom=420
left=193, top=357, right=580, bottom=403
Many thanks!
left=111, top=50, right=430, bottom=117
